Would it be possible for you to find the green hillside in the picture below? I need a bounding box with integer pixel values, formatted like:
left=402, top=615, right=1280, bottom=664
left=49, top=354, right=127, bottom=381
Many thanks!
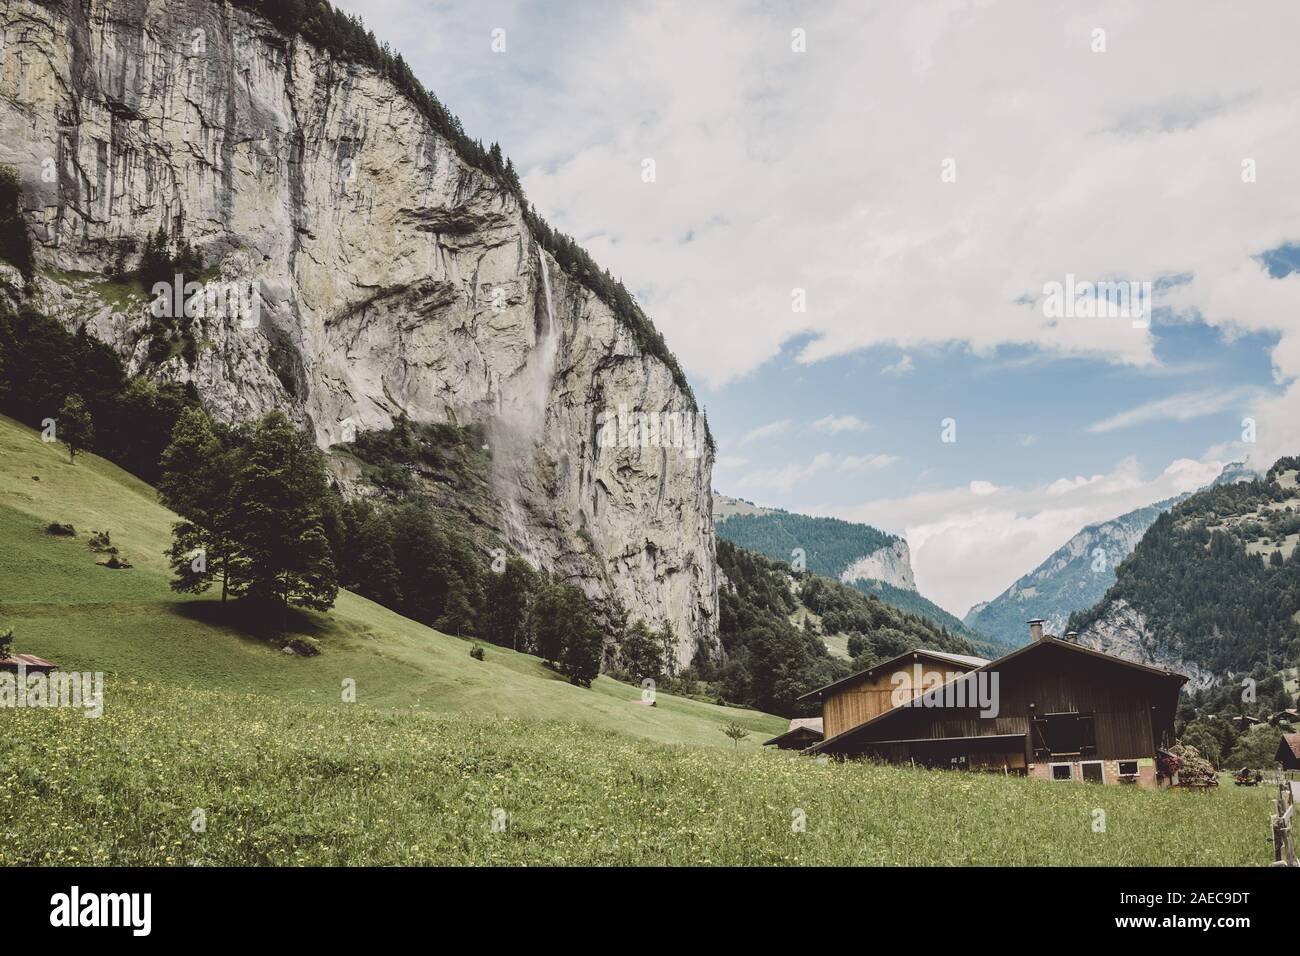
left=848, top=578, right=1008, bottom=655
left=1070, top=457, right=1300, bottom=676
left=715, top=508, right=1001, bottom=650
left=716, top=509, right=897, bottom=571
left=0, top=413, right=782, bottom=747
left=707, top=540, right=987, bottom=716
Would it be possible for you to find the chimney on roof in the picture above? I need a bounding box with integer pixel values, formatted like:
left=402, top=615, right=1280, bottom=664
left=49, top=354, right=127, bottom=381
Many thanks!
left=1028, top=619, right=1046, bottom=643
left=1065, top=630, right=1079, bottom=643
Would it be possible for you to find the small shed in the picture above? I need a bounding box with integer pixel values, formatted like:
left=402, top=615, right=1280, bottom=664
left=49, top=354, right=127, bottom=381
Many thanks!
left=764, top=717, right=823, bottom=750
left=0, top=654, right=57, bottom=674
left=1277, top=733, right=1300, bottom=771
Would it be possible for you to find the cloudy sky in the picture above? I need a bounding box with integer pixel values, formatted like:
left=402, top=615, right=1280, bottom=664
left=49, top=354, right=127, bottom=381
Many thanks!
left=339, top=0, right=1300, bottom=617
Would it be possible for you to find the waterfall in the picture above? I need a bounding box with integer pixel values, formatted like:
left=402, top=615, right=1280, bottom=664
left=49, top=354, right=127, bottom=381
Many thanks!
left=538, top=247, right=556, bottom=337
left=482, top=246, right=563, bottom=567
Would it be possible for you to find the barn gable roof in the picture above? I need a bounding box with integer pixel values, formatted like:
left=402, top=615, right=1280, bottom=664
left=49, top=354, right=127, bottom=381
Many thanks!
left=1279, top=733, right=1300, bottom=762
left=0, top=654, right=56, bottom=671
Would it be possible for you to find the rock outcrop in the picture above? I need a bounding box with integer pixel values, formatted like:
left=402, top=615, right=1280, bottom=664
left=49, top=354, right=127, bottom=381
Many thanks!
left=0, top=0, right=716, bottom=664
left=1074, top=599, right=1213, bottom=687
left=838, top=539, right=915, bottom=592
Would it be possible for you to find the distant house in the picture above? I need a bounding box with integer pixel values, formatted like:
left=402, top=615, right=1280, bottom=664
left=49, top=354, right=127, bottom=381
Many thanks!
left=1277, top=734, right=1300, bottom=771
left=1268, top=709, right=1300, bottom=727
left=797, top=649, right=989, bottom=741
left=0, top=654, right=56, bottom=675
left=764, top=717, right=823, bottom=750
left=804, top=622, right=1187, bottom=787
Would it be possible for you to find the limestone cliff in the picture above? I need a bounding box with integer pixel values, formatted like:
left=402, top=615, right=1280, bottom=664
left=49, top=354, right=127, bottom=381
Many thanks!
left=838, top=539, right=915, bottom=592
left=0, top=0, right=716, bottom=664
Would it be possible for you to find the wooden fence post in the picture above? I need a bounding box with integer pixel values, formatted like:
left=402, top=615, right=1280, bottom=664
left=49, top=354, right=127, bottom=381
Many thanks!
left=1272, top=781, right=1296, bottom=867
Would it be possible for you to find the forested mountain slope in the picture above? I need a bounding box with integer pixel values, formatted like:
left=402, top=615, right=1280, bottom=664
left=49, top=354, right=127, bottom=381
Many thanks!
left=705, top=539, right=985, bottom=715
left=714, top=500, right=999, bottom=649
left=1070, top=457, right=1300, bottom=681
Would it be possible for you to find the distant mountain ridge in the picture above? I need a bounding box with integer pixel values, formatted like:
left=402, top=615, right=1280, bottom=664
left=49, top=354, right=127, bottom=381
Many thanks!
left=1069, top=456, right=1300, bottom=682
left=964, top=497, right=1184, bottom=644
left=713, top=494, right=1003, bottom=652
left=964, top=462, right=1260, bottom=648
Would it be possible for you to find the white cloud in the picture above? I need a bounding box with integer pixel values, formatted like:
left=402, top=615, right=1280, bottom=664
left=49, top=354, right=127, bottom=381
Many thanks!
left=474, top=0, right=1300, bottom=402
left=714, top=455, right=749, bottom=470
left=881, top=355, right=915, bottom=377
left=738, top=452, right=836, bottom=492
left=813, top=414, right=870, bottom=434
left=1045, top=474, right=1103, bottom=495
left=840, top=453, right=899, bottom=472
left=1085, top=386, right=1262, bottom=433
left=821, top=455, right=1225, bottom=618
left=740, top=419, right=791, bottom=444
left=737, top=450, right=897, bottom=490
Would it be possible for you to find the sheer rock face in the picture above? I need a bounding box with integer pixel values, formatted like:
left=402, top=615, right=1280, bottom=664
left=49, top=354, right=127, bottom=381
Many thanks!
left=838, top=539, right=916, bottom=592
left=0, top=0, right=716, bottom=665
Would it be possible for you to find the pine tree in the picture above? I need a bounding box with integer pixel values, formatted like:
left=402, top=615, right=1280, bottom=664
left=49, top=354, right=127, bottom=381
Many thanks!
left=0, top=164, right=33, bottom=280
left=559, top=585, right=603, bottom=688
left=619, top=619, right=664, bottom=683
left=347, top=505, right=403, bottom=607
left=483, top=557, right=536, bottom=650
left=57, top=393, right=93, bottom=463
left=227, top=412, right=338, bottom=624
left=138, top=226, right=172, bottom=289
left=438, top=573, right=477, bottom=637
left=531, top=576, right=566, bottom=663
left=158, top=408, right=242, bottom=602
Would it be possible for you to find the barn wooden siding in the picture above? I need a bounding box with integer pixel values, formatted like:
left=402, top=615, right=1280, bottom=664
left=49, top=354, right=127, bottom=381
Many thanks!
left=825, top=642, right=1181, bottom=764
left=821, top=656, right=984, bottom=739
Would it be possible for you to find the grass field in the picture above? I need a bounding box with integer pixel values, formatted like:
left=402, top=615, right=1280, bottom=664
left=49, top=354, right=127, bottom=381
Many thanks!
left=0, top=680, right=1275, bottom=866
left=0, top=413, right=1278, bottom=865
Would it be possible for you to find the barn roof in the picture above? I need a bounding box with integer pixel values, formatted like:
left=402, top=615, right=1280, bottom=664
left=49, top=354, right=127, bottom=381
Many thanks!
left=806, top=637, right=1187, bottom=755
left=763, top=717, right=824, bottom=747
left=797, top=648, right=991, bottom=701
left=1279, top=734, right=1300, bottom=761
left=0, top=654, right=56, bottom=671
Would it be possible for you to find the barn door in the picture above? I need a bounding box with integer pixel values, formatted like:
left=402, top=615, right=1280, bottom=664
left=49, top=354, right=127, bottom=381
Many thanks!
left=1031, top=717, right=1050, bottom=759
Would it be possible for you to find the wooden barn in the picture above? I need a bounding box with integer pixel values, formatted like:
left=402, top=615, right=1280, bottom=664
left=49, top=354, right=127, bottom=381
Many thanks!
left=797, top=648, right=989, bottom=740
left=764, top=717, right=823, bottom=750
left=805, top=624, right=1187, bottom=787
left=1277, top=734, right=1300, bottom=772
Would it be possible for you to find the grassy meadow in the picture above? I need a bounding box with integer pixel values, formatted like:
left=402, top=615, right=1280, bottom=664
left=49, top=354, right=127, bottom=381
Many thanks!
left=0, top=413, right=1278, bottom=866
left=0, top=679, right=1275, bottom=866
